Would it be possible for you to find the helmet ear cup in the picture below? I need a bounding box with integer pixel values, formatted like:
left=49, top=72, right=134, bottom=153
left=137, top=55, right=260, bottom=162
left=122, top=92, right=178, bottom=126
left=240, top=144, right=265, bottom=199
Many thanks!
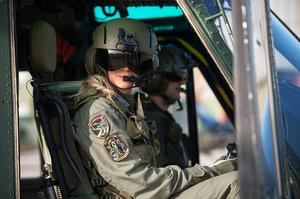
left=84, top=46, right=97, bottom=75
left=142, top=54, right=162, bottom=93
left=84, top=47, right=110, bottom=75
left=142, top=75, right=169, bottom=95
left=95, top=49, right=109, bottom=70
left=141, top=53, right=164, bottom=94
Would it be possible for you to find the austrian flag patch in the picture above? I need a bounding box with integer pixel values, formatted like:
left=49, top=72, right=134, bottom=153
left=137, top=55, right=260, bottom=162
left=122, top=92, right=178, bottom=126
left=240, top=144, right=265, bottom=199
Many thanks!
left=89, top=114, right=110, bottom=139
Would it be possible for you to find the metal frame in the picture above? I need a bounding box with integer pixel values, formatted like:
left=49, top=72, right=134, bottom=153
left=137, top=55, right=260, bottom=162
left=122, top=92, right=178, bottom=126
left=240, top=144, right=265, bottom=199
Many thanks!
left=0, top=0, right=19, bottom=198
left=176, top=0, right=235, bottom=125
left=233, top=0, right=289, bottom=198
left=177, top=0, right=234, bottom=91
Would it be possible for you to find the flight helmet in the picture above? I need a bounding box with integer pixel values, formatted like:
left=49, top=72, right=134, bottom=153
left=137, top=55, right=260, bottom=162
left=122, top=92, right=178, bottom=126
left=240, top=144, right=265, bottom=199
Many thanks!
left=142, top=44, right=189, bottom=95
left=91, top=18, right=160, bottom=86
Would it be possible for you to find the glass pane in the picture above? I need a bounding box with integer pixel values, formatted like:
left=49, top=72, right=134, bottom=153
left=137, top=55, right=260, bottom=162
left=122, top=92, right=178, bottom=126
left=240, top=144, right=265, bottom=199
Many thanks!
left=94, top=6, right=183, bottom=22
left=201, top=0, right=234, bottom=52
left=170, top=68, right=235, bottom=165
left=272, top=14, right=300, bottom=160
left=193, top=68, right=235, bottom=164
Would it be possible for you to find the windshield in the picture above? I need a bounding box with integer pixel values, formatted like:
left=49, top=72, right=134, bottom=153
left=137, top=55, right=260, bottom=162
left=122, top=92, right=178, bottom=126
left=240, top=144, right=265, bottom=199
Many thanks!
left=199, top=0, right=300, bottom=194
left=201, top=0, right=300, bottom=158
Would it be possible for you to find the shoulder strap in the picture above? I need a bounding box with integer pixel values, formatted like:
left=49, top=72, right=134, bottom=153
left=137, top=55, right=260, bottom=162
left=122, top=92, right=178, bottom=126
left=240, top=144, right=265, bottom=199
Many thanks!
left=34, top=107, right=52, bottom=166
left=111, top=93, right=150, bottom=141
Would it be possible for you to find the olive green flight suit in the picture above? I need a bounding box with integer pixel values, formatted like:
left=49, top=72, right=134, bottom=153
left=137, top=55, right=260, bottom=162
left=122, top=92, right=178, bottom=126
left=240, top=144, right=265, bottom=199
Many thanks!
left=72, top=90, right=239, bottom=199
left=141, top=94, right=190, bottom=168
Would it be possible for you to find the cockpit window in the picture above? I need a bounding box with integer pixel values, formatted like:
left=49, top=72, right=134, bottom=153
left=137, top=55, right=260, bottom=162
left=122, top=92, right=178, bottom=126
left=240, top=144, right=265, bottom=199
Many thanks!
left=94, top=6, right=183, bottom=22
left=200, top=0, right=234, bottom=51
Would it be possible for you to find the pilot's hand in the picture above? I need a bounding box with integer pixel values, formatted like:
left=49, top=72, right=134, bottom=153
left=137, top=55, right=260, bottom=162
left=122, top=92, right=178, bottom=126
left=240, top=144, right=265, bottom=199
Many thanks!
left=226, top=143, right=238, bottom=159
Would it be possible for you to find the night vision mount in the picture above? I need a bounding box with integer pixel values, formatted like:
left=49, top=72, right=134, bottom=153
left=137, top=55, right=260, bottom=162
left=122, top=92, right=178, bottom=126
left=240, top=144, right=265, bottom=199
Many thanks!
left=116, top=28, right=139, bottom=53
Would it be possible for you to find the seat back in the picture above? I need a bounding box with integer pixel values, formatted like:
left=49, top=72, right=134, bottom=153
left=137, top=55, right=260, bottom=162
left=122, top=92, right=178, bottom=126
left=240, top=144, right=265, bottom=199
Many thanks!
left=29, top=20, right=57, bottom=83
left=29, top=20, right=98, bottom=199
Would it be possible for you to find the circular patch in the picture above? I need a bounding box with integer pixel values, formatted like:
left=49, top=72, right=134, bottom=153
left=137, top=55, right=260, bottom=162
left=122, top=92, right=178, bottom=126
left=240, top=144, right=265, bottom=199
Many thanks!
left=104, top=135, right=129, bottom=161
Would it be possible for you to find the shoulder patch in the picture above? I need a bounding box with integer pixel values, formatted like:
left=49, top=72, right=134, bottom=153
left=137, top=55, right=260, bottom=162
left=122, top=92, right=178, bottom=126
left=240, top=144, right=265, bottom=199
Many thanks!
left=89, top=114, right=110, bottom=139
left=104, top=135, right=129, bottom=161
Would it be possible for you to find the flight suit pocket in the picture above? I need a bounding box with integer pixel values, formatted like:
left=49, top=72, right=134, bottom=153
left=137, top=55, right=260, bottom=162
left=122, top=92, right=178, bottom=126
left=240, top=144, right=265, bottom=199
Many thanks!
left=166, top=122, right=183, bottom=143
left=127, top=115, right=150, bottom=140
left=134, top=144, right=156, bottom=166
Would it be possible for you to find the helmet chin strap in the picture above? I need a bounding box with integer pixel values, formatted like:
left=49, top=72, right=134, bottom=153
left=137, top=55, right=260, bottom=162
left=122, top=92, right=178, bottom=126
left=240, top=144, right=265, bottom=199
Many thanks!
left=176, top=88, right=185, bottom=111
left=176, top=100, right=183, bottom=111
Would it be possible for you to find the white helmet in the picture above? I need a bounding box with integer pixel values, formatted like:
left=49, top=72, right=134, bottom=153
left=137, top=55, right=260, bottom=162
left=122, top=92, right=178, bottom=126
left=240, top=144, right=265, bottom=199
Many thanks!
left=92, top=18, right=159, bottom=80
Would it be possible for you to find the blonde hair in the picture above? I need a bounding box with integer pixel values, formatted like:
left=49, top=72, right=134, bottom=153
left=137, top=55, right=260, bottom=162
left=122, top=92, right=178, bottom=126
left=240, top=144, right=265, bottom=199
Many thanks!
left=76, top=74, right=116, bottom=101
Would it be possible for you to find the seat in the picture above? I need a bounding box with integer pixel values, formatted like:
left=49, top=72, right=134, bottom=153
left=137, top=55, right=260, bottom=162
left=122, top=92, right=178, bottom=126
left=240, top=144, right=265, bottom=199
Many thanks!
left=29, top=20, right=98, bottom=199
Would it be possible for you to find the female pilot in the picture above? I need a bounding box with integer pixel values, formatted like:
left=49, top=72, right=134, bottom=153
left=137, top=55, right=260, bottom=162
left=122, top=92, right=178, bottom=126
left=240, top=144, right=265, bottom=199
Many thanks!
left=73, top=17, right=239, bottom=199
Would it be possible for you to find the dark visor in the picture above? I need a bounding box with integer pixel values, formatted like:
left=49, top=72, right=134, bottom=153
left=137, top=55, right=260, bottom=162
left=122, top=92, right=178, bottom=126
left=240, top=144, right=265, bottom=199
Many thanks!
left=164, top=69, right=188, bottom=82
left=107, top=50, right=153, bottom=74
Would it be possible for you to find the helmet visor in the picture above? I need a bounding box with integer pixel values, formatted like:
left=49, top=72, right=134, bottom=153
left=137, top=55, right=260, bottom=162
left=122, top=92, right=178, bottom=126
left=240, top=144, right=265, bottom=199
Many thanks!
left=164, top=68, right=188, bottom=82
left=107, top=50, right=153, bottom=74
